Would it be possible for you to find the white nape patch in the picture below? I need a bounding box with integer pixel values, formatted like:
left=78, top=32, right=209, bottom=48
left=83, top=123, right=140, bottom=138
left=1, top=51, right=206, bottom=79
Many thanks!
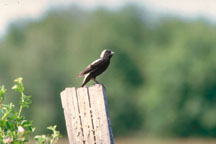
left=100, top=50, right=107, bottom=58
left=83, top=73, right=90, bottom=83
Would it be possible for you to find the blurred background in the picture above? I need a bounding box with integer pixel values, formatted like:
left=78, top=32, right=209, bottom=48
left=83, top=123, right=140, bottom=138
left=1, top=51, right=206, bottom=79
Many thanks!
left=1, top=0, right=216, bottom=143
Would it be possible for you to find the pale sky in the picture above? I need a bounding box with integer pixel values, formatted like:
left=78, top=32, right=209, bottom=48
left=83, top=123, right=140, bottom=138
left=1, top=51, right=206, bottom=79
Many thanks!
left=0, top=0, right=216, bottom=38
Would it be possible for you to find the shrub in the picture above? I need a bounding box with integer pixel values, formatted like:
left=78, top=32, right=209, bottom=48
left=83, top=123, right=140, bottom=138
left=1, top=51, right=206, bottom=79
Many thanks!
left=0, top=77, right=61, bottom=144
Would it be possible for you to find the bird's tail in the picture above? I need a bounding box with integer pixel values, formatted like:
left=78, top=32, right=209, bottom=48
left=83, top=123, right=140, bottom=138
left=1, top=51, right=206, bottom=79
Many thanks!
left=81, top=75, right=91, bottom=87
left=77, top=72, right=84, bottom=78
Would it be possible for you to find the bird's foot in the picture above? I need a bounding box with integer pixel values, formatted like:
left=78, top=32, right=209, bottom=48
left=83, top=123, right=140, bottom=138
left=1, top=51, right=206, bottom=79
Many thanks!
left=93, top=78, right=106, bottom=89
left=93, top=82, right=106, bottom=90
left=99, top=83, right=106, bottom=90
left=101, top=83, right=106, bottom=90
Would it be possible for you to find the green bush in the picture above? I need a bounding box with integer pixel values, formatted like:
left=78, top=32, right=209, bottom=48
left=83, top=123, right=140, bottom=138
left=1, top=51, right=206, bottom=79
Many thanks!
left=0, top=77, right=61, bottom=144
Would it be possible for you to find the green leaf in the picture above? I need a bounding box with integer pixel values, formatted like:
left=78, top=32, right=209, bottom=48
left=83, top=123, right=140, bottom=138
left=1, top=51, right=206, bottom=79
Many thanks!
left=12, top=77, right=24, bottom=92
left=0, top=77, right=61, bottom=143
left=14, top=77, right=23, bottom=84
left=0, top=86, right=6, bottom=104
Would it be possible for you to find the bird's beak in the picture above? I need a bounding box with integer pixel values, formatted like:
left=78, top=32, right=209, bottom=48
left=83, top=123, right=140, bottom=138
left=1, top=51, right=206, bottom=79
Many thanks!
left=111, top=51, right=115, bottom=55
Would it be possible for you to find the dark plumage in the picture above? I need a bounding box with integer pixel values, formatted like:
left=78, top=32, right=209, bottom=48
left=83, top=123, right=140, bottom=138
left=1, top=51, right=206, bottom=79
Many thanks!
left=78, top=49, right=114, bottom=87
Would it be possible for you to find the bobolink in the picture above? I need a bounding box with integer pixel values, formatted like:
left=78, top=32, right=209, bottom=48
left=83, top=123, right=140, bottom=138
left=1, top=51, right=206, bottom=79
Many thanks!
left=78, top=49, right=114, bottom=87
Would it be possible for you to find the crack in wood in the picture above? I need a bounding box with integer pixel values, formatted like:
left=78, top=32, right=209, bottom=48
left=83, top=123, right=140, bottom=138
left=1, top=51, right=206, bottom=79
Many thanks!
left=87, top=87, right=97, bottom=144
left=75, top=88, right=85, bottom=143
left=61, top=85, right=114, bottom=144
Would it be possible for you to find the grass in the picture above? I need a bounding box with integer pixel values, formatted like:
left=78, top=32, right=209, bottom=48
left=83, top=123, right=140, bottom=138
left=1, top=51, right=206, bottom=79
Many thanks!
left=53, top=137, right=216, bottom=144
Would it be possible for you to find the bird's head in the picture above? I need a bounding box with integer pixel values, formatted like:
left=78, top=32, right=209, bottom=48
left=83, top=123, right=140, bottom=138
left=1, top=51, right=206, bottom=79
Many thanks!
left=100, top=49, right=114, bottom=59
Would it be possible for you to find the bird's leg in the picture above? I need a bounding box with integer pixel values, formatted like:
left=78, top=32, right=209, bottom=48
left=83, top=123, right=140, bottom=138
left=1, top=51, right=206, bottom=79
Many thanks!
left=93, top=78, right=100, bottom=84
left=93, top=78, right=106, bottom=90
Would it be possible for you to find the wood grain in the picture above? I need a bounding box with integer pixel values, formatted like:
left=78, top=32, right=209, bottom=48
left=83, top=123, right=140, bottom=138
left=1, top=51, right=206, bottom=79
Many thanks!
left=61, top=84, right=114, bottom=144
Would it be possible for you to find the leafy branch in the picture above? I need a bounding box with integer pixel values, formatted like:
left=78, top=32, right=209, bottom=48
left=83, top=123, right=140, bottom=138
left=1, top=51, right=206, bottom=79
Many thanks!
left=0, top=77, right=61, bottom=144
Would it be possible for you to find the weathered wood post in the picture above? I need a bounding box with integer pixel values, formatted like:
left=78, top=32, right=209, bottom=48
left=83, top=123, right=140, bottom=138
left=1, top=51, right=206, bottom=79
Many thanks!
left=60, top=84, right=114, bottom=144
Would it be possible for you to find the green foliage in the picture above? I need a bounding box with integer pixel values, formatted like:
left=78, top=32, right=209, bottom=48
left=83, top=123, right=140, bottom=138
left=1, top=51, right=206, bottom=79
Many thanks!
left=0, top=86, right=6, bottom=106
left=34, top=126, right=61, bottom=144
left=0, top=5, right=216, bottom=137
left=0, top=78, right=61, bottom=143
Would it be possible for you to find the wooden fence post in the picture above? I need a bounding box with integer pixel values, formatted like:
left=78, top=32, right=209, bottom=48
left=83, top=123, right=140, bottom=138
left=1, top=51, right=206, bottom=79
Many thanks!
left=60, top=84, right=114, bottom=144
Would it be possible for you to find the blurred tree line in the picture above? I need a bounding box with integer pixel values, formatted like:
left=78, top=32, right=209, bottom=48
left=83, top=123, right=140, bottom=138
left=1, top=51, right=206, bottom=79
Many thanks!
left=1, top=5, right=216, bottom=137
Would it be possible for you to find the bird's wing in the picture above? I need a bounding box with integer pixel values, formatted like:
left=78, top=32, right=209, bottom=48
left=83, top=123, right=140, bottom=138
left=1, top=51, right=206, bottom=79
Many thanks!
left=78, top=58, right=103, bottom=77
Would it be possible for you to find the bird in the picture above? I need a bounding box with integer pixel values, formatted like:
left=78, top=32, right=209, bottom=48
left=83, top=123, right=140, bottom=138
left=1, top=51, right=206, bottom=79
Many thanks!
left=78, top=49, right=114, bottom=87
